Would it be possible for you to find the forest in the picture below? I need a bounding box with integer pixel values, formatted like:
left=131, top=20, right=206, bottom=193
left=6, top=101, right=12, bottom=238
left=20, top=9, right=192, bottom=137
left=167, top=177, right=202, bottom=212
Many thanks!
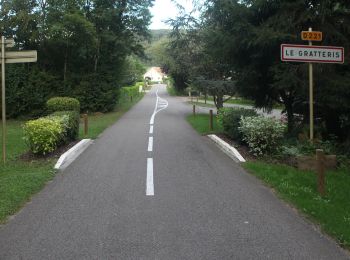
left=0, top=0, right=153, bottom=117
left=152, top=0, right=350, bottom=142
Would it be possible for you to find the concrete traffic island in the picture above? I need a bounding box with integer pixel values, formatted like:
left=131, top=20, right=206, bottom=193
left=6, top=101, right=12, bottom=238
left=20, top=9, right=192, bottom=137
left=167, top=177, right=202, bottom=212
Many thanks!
left=54, top=139, right=93, bottom=170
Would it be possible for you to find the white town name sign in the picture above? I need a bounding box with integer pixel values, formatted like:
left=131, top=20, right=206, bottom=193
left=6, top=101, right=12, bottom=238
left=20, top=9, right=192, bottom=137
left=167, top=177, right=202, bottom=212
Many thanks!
left=281, top=44, right=344, bottom=64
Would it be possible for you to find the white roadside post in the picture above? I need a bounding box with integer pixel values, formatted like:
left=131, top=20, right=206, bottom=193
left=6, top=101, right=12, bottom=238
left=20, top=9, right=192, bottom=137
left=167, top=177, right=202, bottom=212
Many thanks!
left=281, top=31, right=344, bottom=141
left=0, top=36, right=37, bottom=163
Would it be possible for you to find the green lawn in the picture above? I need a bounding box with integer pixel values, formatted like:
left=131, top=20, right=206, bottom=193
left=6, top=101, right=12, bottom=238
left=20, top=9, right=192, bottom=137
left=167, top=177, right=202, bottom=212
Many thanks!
left=79, top=93, right=144, bottom=139
left=186, top=114, right=223, bottom=135
left=196, top=96, right=283, bottom=109
left=0, top=120, right=55, bottom=223
left=243, top=161, right=350, bottom=248
left=0, top=91, right=144, bottom=223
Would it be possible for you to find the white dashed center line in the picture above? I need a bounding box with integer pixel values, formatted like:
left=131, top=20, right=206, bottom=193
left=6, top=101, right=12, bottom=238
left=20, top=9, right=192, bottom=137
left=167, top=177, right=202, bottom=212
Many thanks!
left=148, top=137, right=153, bottom=152
left=146, top=87, right=168, bottom=196
left=146, top=158, right=154, bottom=196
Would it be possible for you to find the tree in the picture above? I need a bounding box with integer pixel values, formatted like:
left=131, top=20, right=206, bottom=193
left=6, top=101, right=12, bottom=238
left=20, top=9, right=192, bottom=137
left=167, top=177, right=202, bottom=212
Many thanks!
left=1, top=0, right=154, bottom=116
left=200, top=0, right=350, bottom=137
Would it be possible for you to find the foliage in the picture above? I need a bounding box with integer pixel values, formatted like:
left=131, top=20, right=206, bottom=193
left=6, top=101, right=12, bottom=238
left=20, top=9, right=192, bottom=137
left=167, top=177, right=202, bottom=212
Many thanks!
left=23, top=116, right=66, bottom=155
left=239, top=116, right=286, bottom=156
left=218, top=107, right=257, bottom=141
left=0, top=119, right=55, bottom=224
left=186, top=114, right=223, bottom=135
left=1, top=0, right=153, bottom=117
left=0, top=161, right=55, bottom=223
left=166, top=0, right=350, bottom=139
left=120, top=83, right=143, bottom=100
left=47, top=97, right=80, bottom=113
left=244, top=161, right=350, bottom=248
left=79, top=89, right=145, bottom=139
left=52, top=111, right=80, bottom=141
left=5, top=66, right=60, bottom=118
left=72, top=74, right=119, bottom=113
left=214, top=0, right=350, bottom=137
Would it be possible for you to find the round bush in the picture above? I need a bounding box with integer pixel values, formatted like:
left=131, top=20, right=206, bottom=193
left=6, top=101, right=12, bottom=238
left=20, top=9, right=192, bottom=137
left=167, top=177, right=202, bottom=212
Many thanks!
left=47, top=97, right=80, bottom=113
left=52, top=111, right=80, bottom=140
left=239, top=116, right=286, bottom=156
left=217, top=107, right=258, bottom=141
left=23, top=117, right=65, bottom=155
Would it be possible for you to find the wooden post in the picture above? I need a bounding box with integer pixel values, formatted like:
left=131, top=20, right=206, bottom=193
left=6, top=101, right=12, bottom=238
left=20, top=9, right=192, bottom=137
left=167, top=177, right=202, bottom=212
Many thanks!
left=130, top=95, right=133, bottom=102
left=209, top=109, right=213, bottom=131
left=1, top=36, right=6, bottom=163
left=83, top=114, right=88, bottom=136
left=193, top=104, right=196, bottom=116
left=316, top=149, right=325, bottom=196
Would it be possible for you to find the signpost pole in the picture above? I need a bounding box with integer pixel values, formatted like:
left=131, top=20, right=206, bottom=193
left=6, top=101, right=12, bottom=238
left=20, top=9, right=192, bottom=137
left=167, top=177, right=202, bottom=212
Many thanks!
left=1, top=36, right=6, bottom=163
left=308, top=27, right=314, bottom=141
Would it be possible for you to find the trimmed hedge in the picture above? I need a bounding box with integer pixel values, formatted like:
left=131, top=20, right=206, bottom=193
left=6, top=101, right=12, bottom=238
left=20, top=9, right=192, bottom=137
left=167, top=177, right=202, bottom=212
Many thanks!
left=120, top=83, right=142, bottom=99
left=24, top=110, right=80, bottom=155
left=23, top=116, right=66, bottom=155
left=52, top=111, right=79, bottom=140
left=217, top=107, right=258, bottom=141
left=47, top=97, right=80, bottom=113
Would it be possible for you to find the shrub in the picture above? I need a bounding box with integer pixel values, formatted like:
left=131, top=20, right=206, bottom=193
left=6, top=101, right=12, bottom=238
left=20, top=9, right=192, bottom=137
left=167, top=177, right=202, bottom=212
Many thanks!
left=72, top=74, right=119, bottom=113
left=23, top=116, right=66, bottom=155
left=239, top=116, right=286, bottom=156
left=120, top=84, right=140, bottom=99
left=217, top=107, right=258, bottom=141
left=52, top=111, right=80, bottom=140
left=47, top=97, right=80, bottom=113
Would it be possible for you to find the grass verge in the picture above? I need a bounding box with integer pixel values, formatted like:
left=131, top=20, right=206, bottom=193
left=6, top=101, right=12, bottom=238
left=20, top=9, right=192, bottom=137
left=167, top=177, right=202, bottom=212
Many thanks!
left=197, top=97, right=283, bottom=109
left=79, top=93, right=144, bottom=139
left=186, top=114, right=223, bottom=135
left=0, top=91, right=144, bottom=223
left=0, top=120, right=56, bottom=223
left=243, top=161, right=350, bottom=248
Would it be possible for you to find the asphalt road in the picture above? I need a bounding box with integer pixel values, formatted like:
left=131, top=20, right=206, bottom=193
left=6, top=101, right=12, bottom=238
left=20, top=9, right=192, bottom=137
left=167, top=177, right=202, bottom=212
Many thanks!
left=0, top=84, right=348, bottom=259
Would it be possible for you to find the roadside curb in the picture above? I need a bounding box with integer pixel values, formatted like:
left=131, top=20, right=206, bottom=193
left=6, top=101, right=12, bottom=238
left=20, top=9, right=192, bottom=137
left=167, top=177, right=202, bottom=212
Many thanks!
left=207, top=134, right=246, bottom=163
left=54, top=139, right=93, bottom=170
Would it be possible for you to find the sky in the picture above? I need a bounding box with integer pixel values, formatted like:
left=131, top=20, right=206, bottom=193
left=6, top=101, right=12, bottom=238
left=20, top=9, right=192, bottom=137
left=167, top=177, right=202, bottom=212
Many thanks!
left=149, top=0, right=194, bottom=30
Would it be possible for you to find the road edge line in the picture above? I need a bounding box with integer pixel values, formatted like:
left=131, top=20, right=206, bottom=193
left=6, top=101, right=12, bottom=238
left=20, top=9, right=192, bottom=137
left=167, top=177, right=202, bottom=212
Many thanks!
left=207, top=134, right=246, bottom=163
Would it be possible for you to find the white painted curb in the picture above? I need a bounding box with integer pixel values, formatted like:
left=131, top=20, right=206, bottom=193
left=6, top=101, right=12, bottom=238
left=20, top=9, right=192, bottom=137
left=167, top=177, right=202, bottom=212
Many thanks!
left=208, top=134, right=246, bottom=163
left=54, top=139, right=93, bottom=170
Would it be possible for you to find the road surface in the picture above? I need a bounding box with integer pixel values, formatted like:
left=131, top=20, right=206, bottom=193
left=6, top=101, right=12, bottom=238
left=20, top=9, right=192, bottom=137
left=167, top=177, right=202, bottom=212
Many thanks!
left=0, top=84, right=348, bottom=259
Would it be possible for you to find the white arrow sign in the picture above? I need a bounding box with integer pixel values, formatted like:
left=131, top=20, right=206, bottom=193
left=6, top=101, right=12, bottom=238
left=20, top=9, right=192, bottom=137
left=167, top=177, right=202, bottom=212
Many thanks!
left=0, top=50, right=37, bottom=63
left=281, top=44, right=344, bottom=64
left=1, top=36, right=38, bottom=163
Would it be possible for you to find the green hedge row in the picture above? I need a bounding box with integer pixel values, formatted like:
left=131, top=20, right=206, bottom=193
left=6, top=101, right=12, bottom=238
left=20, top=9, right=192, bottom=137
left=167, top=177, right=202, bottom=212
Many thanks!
left=120, top=82, right=143, bottom=99
left=23, top=97, right=80, bottom=155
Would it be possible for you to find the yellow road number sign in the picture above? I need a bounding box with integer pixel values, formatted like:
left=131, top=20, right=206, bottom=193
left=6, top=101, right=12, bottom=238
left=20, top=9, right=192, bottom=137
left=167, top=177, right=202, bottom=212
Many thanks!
left=301, top=31, right=322, bottom=41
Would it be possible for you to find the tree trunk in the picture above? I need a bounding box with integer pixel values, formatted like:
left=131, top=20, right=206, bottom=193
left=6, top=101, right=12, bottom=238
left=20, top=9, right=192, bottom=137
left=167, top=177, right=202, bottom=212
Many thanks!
left=215, top=95, right=224, bottom=109
left=64, top=37, right=68, bottom=84
left=94, top=38, right=100, bottom=72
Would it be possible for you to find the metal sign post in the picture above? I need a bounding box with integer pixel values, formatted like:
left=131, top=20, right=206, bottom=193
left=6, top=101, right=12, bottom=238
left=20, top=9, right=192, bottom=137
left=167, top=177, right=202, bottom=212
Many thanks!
left=281, top=30, right=344, bottom=141
left=0, top=36, right=37, bottom=163
left=308, top=27, right=314, bottom=141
